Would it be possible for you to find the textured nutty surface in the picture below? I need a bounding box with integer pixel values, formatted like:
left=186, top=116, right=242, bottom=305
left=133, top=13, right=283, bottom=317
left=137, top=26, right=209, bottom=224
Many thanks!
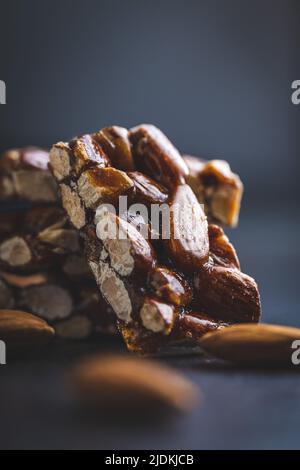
left=199, top=323, right=300, bottom=366
left=165, top=184, right=209, bottom=274
left=0, top=147, right=58, bottom=203
left=0, top=204, right=117, bottom=338
left=193, top=264, right=261, bottom=323
left=50, top=123, right=260, bottom=354
left=128, top=171, right=168, bottom=206
left=0, top=269, right=117, bottom=338
left=78, top=167, right=134, bottom=209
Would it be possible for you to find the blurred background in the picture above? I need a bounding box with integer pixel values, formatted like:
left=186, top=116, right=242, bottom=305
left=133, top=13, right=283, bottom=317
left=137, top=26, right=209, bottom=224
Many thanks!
left=0, top=0, right=299, bottom=449
left=0, top=0, right=299, bottom=200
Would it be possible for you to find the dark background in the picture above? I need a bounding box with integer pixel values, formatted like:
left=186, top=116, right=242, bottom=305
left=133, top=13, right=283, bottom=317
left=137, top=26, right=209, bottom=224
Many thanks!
left=0, top=0, right=299, bottom=450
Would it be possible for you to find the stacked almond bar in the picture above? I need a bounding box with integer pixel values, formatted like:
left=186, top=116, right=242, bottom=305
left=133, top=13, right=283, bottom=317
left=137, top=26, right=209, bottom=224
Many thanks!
left=49, top=124, right=261, bottom=354
left=0, top=148, right=116, bottom=339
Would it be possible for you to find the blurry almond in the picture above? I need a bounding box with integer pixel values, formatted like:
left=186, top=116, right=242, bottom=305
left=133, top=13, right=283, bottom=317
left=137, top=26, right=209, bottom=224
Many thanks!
left=0, top=309, right=55, bottom=353
left=129, top=124, right=189, bottom=189
left=0, top=271, right=48, bottom=288
left=71, top=355, right=199, bottom=414
left=200, top=323, right=300, bottom=366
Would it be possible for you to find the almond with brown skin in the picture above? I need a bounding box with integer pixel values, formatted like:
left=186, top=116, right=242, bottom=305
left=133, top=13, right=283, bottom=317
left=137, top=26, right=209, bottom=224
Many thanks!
left=94, top=126, right=135, bottom=171
left=0, top=271, right=48, bottom=288
left=0, top=147, right=58, bottom=203
left=199, top=323, right=300, bottom=366
left=0, top=309, right=55, bottom=352
left=165, top=184, right=209, bottom=274
left=193, top=265, right=261, bottom=323
left=0, top=280, right=14, bottom=309
left=128, top=171, right=168, bottom=206
left=77, top=166, right=134, bottom=209
left=60, top=184, right=86, bottom=229
left=140, top=297, right=177, bottom=334
left=0, top=236, right=32, bottom=268
left=71, top=355, right=199, bottom=414
left=208, top=224, right=240, bottom=269
left=70, top=134, right=110, bottom=175
left=183, top=155, right=243, bottom=227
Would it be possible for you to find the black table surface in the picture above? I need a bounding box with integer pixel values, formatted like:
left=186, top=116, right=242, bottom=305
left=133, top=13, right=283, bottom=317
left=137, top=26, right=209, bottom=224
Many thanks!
left=0, top=207, right=299, bottom=450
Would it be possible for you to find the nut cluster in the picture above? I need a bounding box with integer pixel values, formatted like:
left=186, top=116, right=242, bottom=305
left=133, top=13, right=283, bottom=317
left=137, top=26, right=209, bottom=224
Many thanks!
left=49, top=124, right=261, bottom=354
left=0, top=148, right=116, bottom=339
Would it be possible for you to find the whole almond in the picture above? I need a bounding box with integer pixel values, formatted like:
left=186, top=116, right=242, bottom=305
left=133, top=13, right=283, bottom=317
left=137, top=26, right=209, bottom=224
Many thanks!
left=200, top=323, right=300, bottom=366
left=71, top=355, right=199, bottom=414
left=0, top=309, right=55, bottom=353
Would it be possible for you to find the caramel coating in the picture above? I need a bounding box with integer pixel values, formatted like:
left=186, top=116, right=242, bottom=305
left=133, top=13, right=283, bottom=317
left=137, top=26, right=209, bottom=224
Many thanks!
left=49, top=124, right=261, bottom=354
left=94, top=126, right=135, bottom=171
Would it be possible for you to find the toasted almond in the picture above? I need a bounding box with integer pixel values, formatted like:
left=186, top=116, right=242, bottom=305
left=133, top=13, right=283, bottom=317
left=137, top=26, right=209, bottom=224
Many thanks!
left=55, top=315, right=92, bottom=340
left=94, top=126, right=135, bottom=171
left=200, top=323, right=300, bottom=366
left=193, top=265, right=261, bottom=323
left=0, top=279, right=14, bottom=309
left=0, top=309, right=55, bottom=352
left=95, top=210, right=156, bottom=277
left=166, top=184, right=209, bottom=273
left=0, top=236, right=32, bottom=267
left=130, top=124, right=189, bottom=189
left=71, top=354, right=199, bottom=414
